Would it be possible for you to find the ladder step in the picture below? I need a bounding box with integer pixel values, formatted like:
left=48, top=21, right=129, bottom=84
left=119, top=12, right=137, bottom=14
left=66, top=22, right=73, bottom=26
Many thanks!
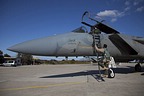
left=95, top=38, right=100, bottom=39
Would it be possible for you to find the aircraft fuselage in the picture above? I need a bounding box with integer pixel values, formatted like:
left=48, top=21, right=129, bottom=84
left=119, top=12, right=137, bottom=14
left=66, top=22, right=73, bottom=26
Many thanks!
left=8, top=32, right=144, bottom=61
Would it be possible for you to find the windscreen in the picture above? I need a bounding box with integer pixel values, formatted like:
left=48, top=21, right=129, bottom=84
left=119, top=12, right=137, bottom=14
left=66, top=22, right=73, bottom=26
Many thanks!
left=72, top=26, right=87, bottom=33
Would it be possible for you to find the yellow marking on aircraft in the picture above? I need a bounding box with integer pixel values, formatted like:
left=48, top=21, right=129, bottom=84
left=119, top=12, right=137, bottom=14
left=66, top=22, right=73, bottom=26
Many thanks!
left=0, top=81, right=85, bottom=91
left=79, top=46, right=92, bottom=49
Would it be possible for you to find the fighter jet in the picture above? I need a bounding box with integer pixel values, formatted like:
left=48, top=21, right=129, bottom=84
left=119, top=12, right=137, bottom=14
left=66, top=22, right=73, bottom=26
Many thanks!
left=8, top=12, right=144, bottom=77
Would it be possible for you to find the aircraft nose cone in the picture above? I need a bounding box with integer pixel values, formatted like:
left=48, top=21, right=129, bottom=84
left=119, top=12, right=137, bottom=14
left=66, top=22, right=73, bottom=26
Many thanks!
left=7, top=36, right=57, bottom=56
left=7, top=43, right=28, bottom=53
left=7, top=44, right=22, bottom=52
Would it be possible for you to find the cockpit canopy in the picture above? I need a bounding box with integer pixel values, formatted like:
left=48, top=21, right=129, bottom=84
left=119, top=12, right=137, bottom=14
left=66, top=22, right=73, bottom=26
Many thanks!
left=72, top=26, right=88, bottom=33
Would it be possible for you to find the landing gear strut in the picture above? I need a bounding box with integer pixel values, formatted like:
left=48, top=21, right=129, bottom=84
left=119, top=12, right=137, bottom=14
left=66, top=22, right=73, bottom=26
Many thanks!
left=135, top=63, right=142, bottom=72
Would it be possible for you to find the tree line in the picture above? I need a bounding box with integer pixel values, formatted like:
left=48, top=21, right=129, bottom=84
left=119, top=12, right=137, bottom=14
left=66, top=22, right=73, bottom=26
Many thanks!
left=0, top=50, right=33, bottom=65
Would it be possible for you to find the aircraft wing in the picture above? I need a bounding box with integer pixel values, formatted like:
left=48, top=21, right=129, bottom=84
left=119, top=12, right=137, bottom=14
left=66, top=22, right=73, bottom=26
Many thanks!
left=94, top=22, right=120, bottom=34
left=109, top=34, right=138, bottom=55
left=133, top=39, right=144, bottom=45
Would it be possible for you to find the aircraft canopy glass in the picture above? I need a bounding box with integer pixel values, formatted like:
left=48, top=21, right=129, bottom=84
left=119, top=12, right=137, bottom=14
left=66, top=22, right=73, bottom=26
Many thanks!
left=72, top=26, right=88, bottom=33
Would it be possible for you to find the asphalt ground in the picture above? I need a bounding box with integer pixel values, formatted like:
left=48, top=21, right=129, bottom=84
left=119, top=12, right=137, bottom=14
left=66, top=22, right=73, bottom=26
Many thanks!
left=0, top=63, right=144, bottom=96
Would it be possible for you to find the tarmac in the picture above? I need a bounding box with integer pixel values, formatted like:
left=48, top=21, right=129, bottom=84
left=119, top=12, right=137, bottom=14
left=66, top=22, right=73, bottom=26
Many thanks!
left=0, top=63, right=144, bottom=96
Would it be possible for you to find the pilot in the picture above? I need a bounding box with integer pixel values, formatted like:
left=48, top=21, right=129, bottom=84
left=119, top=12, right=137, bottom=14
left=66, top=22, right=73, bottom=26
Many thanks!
left=95, top=44, right=111, bottom=77
left=90, top=27, right=101, bottom=34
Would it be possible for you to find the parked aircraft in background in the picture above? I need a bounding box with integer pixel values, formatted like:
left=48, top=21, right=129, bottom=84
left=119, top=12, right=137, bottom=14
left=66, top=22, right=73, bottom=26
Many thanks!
left=8, top=11, right=144, bottom=78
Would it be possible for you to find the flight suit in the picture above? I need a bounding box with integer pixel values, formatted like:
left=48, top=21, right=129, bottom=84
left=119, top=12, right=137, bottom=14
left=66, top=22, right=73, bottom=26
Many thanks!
left=98, top=48, right=111, bottom=77
left=103, top=48, right=111, bottom=77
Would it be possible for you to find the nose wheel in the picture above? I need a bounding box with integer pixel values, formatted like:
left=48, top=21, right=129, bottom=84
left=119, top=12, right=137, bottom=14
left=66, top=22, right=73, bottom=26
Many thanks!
left=108, top=68, right=115, bottom=78
left=135, top=63, right=142, bottom=72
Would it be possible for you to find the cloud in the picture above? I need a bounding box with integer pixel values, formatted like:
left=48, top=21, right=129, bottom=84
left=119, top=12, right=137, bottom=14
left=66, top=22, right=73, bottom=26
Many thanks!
left=97, top=10, right=123, bottom=18
left=124, top=6, right=131, bottom=11
left=136, top=6, right=144, bottom=12
left=133, top=0, right=144, bottom=6
left=133, top=1, right=139, bottom=6
left=124, top=0, right=144, bottom=12
left=96, top=10, right=125, bottom=22
left=125, top=1, right=130, bottom=6
left=111, top=18, right=117, bottom=22
left=95, top=0, right=144, bottom=22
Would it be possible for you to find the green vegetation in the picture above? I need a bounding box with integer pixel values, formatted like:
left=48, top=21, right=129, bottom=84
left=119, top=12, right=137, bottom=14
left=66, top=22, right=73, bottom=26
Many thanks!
left=0, top=50, right=4, bottom=64
left=41, top=59, right=90, bottom=65
left=17, top=53, right=33, bottom=65
left=0, top=50, right=90, bottom=65
left=4, top=54, right=11, bottom=57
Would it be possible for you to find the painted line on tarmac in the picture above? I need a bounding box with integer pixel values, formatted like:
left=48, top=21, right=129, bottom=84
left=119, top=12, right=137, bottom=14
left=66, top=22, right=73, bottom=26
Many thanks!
left=0, top=81, right=85, bottom=91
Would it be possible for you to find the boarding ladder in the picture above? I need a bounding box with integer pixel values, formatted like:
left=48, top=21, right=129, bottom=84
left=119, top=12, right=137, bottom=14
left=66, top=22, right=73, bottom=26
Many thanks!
left=93, top=34, right=101, bottom=48
left=92, top=32, right=105, bottom=81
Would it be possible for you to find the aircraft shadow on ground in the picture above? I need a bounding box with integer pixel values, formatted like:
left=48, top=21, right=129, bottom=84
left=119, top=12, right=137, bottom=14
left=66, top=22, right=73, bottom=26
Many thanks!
left=40, top=66, right=144, bottom=78
left=114, top=66, right=144, bottom=74
left=40, top=70, right=98, bottom=78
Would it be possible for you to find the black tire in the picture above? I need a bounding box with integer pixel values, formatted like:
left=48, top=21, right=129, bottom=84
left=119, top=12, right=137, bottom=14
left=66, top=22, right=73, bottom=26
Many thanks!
left=13, top=64, right=17, bottom=67
left=135, top=63, right=141, bottom=72
left=108, top=68, right=115, bottom=78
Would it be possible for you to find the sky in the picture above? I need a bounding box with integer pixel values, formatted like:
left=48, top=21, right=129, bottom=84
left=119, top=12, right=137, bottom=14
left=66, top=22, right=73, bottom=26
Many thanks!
left=0, top=0, right=144, bottom=60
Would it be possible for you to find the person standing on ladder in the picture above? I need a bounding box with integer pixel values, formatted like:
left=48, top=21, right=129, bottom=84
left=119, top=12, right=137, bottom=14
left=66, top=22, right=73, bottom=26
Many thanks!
left=95, top=44, right=111, bottom=77
left=90, top=27, right=101, bottom=34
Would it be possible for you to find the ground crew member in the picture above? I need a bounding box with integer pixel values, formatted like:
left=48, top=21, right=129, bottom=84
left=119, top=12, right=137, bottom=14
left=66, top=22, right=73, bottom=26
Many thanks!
left=95, top=44, right=111, bottom=77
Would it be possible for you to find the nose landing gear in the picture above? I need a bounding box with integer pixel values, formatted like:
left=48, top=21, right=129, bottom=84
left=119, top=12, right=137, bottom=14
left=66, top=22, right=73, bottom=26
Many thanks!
left=108, top=68, right=115, bottom=78
left=135, top=63, right=142, bottom=72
